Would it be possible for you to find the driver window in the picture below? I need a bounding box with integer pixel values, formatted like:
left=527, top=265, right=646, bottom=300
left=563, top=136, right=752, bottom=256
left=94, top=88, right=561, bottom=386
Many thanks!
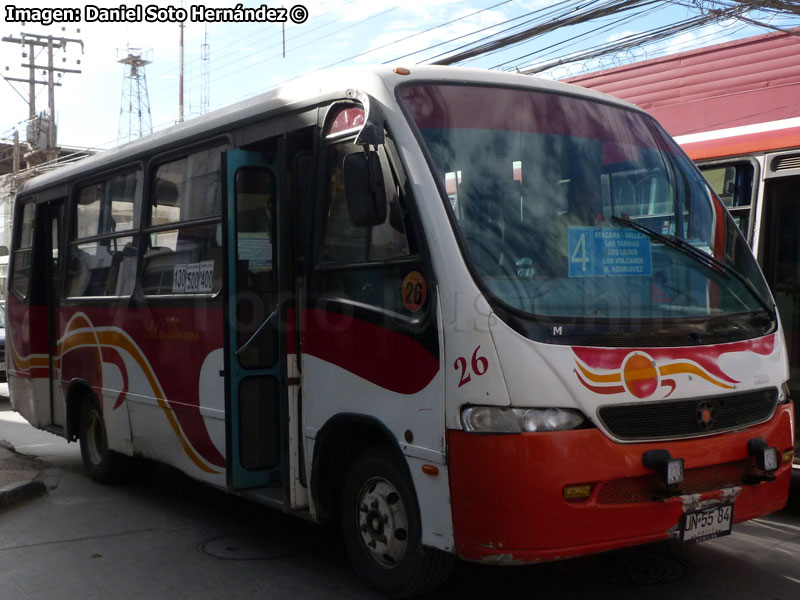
left=321, top=140, right=409, bottom=264
left=314, top=109, right=424, bottom=318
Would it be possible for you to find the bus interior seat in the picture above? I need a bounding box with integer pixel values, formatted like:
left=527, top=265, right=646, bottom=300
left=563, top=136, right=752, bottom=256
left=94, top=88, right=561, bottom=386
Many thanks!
left=67, top=249, right=91, bottom=297
left=103, top=249, right=124, bottom=296
left=114, top=242, right=138, bottom=296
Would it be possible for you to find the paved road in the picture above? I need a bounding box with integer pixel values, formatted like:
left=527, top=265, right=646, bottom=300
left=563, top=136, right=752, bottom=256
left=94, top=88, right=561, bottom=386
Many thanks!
left=2, top=393, right=800, bottom=599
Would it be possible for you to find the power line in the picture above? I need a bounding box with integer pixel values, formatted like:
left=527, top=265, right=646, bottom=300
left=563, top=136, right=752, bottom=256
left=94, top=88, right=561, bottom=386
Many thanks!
left=423, top=1, right=634, bottom=65
left=385, top=0, right=586, bottom=64
left=516, top=8, right=723, bottom=74
left=147, top=0, right=520, bottom=108
left=1, top=32, right=84, bottom=160
left=409, top=0, right=798, bottom=75
left=145, top=6, right=401, bottom=108
left=429, top=0, right=662, bottom=65
left=490, top=3, right=666, bottom=70
left=143, top=0, right=374, bottom=103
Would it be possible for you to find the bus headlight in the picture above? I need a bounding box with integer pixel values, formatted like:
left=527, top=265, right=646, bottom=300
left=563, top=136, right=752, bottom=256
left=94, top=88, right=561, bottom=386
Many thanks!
left=521, top=408, right=586, bottom=432
left=461, top=406, right=521, bottom=433
left=461, top=406, right=586, bottom=433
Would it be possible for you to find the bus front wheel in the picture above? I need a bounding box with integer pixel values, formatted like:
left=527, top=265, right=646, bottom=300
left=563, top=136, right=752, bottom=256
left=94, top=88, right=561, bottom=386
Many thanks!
left=78, top=399, right=125, bottom=483
left=340, top=447, right=453, bottom=598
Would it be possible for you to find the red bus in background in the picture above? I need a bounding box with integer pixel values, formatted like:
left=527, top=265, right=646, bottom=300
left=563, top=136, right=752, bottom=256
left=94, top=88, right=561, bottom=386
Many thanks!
left=566, top=29, right=800, bottom=458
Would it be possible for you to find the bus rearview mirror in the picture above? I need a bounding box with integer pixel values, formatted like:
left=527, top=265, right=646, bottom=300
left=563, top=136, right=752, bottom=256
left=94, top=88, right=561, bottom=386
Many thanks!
left=344, top=150, right=387, bottom=228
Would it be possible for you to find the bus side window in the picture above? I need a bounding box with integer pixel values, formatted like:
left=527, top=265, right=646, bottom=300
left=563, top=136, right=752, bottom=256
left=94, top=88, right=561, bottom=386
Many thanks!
left=699, top=162, right=755, bottom=239
left=67, top=169, right=141, bottom=298
left=10, top=201, right=35, bottom=298
left=141, top=145, right=226, bottom=296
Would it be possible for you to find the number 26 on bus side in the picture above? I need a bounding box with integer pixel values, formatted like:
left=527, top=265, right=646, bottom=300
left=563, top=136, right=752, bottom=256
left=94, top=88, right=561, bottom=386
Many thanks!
left=455, top=346, right=489, bottom=387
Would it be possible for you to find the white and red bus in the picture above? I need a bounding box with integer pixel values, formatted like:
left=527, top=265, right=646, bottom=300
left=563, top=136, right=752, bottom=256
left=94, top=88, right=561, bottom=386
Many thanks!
left=6, top=66, right=793, bottom=597
left=686, top=129, right=800, bottom=430
left=564, top=29, right=800, bottom=458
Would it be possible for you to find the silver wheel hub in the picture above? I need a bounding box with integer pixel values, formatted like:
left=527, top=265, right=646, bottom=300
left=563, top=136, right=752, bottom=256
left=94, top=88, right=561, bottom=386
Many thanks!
left=357, top=477, right=408, bottom=567
left=86, top=410, right=106, bottom=466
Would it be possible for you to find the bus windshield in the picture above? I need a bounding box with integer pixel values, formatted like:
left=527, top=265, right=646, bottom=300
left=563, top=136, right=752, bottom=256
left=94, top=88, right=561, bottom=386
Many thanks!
left=399, top=83, right=772, bottom=322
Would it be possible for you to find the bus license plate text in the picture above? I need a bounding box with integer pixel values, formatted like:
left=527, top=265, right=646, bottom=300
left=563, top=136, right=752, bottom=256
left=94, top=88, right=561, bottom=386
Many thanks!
left=681, top=504, right=733, bottom=543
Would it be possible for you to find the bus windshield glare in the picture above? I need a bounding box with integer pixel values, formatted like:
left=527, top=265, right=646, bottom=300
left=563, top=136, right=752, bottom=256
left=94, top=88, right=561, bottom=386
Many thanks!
left=399, top=84, right=772, bottom=322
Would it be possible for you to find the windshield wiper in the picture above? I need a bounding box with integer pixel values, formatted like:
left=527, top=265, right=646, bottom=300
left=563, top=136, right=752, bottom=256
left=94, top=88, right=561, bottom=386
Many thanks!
left=611, top=216, right=775, bottom=321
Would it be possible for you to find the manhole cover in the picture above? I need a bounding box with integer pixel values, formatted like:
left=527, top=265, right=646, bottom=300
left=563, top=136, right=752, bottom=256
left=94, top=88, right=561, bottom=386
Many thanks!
left=199, top=532, right=304, bottom=561
left=559, top=548, right=692, bottom=585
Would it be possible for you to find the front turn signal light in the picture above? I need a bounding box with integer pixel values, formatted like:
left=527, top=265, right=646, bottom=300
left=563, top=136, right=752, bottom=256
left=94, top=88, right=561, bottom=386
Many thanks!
left=563, top=484, right=593, bottom=501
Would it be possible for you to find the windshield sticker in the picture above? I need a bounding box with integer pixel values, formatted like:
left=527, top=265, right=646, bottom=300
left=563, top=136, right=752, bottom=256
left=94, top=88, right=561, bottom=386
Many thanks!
left=238, top=233, right=273, bottom=271
left=568, top=227, right=653, bottom=277
left=172, top=261, right=214, bottom=294
left=173, top=264, right=187, bottom=293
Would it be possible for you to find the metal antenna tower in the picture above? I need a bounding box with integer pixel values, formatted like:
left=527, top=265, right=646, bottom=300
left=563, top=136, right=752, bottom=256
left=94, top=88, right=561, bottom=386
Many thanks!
left=117, top=48, right=153, bottom=144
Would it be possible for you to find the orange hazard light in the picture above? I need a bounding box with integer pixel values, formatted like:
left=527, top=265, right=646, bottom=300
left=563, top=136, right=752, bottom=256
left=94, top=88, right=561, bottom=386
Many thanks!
left=562, top=484, right=592, bottom=501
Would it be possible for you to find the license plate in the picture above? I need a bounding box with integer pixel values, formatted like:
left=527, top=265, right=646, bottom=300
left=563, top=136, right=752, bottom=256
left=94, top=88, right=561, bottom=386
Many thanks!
left=680, top=504, right=733, bottom=543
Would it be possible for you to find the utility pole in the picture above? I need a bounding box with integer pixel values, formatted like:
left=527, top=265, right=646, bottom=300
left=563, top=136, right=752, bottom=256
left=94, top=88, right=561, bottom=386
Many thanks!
left=12, top=131, right=21, bottom=174
left=179, top=21, right=185, bottom=122
left=27, top=39, right=35, bottom=121
left=200, top=26, right=210, bottom=114
left=1, top=32, right=83, bottom=161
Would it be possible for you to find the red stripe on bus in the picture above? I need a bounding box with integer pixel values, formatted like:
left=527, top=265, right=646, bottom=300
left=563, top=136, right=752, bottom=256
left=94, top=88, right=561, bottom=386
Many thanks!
left=573, top=334, right=775, bottom=384
left=682, top=129, right=800, bottom=160
left=301, top=308, right=439, bottom=395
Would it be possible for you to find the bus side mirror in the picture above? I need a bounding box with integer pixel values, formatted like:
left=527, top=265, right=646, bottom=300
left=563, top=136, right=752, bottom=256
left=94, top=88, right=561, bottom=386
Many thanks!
left=344, top=150, right=387, bottom=227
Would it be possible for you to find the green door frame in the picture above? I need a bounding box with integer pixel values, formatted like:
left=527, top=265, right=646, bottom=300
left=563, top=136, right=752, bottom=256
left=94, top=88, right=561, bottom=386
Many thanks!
left=224, top=149, right=284, bottom=490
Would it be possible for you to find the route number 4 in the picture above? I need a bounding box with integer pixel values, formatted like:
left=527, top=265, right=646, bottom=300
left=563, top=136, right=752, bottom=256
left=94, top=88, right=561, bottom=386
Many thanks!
left=571, top=232, right=590, bottom=273
left=454, top=346, right=489, bottom=387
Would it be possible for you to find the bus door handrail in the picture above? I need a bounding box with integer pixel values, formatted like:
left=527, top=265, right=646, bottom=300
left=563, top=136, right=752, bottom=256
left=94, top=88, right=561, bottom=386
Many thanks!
left=236, top=302, right=279, bottom=358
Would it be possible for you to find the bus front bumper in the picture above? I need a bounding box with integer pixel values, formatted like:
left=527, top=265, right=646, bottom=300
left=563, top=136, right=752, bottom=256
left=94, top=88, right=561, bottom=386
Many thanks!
left=447, top=402, right=793, bottom=564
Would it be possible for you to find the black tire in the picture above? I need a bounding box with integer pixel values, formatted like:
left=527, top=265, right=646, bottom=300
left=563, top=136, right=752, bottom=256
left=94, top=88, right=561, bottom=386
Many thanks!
left=78, top=398, right=126, bottom=483
left=340, top=447, right=454, bottom=598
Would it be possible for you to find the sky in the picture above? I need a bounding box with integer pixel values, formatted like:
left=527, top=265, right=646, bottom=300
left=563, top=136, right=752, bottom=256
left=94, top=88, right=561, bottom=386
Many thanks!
left=1, top=0, right=798, bottom=152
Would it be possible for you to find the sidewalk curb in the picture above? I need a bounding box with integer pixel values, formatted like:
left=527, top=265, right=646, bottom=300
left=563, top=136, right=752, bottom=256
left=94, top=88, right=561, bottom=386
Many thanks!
left=0, top=439, right=50, bottom=511
left=0, top=478, right=47, bottom=509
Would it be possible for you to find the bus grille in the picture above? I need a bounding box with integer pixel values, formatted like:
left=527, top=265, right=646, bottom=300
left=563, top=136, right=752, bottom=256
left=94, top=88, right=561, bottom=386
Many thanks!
left=597, top=388, right=778, bottom=441
left=596, top=460, right=750, bottom=504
